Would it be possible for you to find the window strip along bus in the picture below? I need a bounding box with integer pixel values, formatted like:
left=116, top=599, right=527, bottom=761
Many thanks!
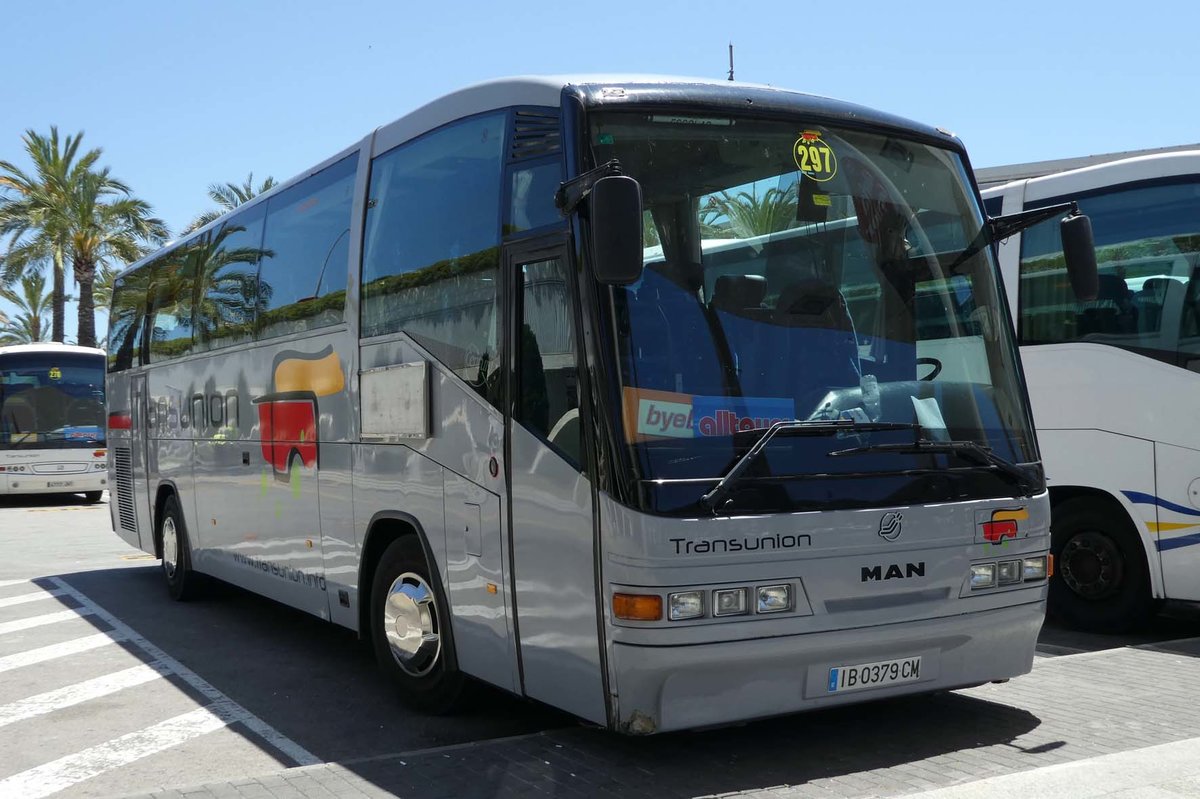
left=108, top=75, right=1075, bottom=733
left=982, top=148, right=1200, bottom=631
left=1, top=343, right=107, bottom=501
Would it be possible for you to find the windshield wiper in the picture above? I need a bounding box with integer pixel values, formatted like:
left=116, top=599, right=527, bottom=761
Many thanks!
left=827, top=438, right=1039, bottom=495
left=698, top=419, right=920, bottom=514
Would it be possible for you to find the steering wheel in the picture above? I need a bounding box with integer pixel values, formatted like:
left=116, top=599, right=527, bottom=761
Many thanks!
left=917, top=357, right=942, bottom=381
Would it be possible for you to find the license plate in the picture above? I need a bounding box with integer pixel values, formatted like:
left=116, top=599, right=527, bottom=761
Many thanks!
left=828, top=656, right=921, bottom=693
left=45, top=481, right=74, bottom=488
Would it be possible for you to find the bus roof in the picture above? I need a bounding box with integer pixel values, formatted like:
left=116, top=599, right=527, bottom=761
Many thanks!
left=0, top=343, right=105, bottom=358
left=976, top=143, right=1200, bottom=189
left=116, top=74, right=957, bottom=281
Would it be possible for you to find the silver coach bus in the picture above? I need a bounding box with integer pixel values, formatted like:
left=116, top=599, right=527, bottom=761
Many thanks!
left=106, top=76, right=1095, bottom=733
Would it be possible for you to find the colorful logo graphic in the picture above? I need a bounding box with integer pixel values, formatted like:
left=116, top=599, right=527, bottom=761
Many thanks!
left=622, top=387, right=795, bottom=443
left=253, top=346, right=344, bottom=478
left=981, top=508, right=1029, bottom=544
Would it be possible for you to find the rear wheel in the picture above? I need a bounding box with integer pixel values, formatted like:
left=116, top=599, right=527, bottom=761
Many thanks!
left=370, top=536, right=464, bottom=713
left=1049, top=497, right=1153, bottom=633
left=159, top=494, right=202, bottom=601
left=82, top=491, right=103, bottom=504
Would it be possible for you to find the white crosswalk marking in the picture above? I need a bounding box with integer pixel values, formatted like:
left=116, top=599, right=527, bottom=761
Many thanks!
left=0, top=633, right=120, bottom=675
left=0, top=579, right=31, bottom=589
left=0, top=608, right=93, bottom=636
left=0, top=663, right=166, bottom=728
left=0, top=706, right=228, bottom=799
left=0, top=576, right=319, bottom=796
left=48, top=576, right=319, bottom=767
left=0, top=589, right=65, bottom=609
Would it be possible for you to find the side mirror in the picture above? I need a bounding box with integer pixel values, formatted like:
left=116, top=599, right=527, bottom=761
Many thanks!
left=1060, top=213, right=1098, bottom=301
left=590, top=176, right=644, bottom=285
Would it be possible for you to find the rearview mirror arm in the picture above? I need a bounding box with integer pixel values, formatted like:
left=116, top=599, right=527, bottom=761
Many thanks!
left=555, top=159, right=625, bottom=216
left=987, top=201, right=1079, bottom=243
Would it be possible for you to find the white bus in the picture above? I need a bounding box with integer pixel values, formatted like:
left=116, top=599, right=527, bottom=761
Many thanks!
left=1, top=342, right=108, bottom=501
left=982, top=148, right=1200, bottom=631
left=106, top=76, right=1084, bottom=733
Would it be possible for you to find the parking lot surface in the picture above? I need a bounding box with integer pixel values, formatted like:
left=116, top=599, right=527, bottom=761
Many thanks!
left=1, top=493, right=1198, bottom=798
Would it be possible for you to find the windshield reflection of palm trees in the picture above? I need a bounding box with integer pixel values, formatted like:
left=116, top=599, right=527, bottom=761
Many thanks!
left=701, top=184, right=799, bottom=239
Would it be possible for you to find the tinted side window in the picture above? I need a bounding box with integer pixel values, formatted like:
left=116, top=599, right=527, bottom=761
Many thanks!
left=194, top=204, right=266, bottom=352
left=257, top=154, right=357, bottom=338
left=1018, top=179, right=1200, bottom=369
left=107, top=273, right=147, bottom=371
left=361, top=113, right=505, bottom=401
left=982, top=195, right=1004, bottom=216
left=147, top=238, right=201, bottom=363
left=508, top=158, right=563, bottom=234
left=515, top=256, right=582, bottom=467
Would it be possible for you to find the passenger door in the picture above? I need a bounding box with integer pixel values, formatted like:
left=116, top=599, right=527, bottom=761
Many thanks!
left=505, top=239, right=606, bottom=724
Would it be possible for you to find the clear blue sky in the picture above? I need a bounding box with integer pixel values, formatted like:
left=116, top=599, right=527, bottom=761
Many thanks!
left=3, top=0, right=1198, bottom=341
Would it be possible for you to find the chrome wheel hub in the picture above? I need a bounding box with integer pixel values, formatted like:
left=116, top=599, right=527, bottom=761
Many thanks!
left=162, top=517, right=179, bottom=579
left=382, top=572, right=441, bottom=677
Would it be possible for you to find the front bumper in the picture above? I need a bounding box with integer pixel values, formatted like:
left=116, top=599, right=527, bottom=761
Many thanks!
left=0, top=473, right=107, bottom=495
left=609, top=600, right=1043, bottom=733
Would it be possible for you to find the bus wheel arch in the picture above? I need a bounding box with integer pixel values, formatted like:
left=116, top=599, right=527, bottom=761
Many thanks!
left=1048, top=487, right=1156, bottom=632
left=361, top=512, right=464, bottom=713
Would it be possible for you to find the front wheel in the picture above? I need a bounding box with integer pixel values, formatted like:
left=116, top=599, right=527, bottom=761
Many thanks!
left=1049, top=497, right=1153, bottom=633
left=371, top=537, right=464, bottom=713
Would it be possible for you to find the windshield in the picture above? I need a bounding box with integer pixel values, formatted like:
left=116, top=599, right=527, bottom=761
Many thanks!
left=590, top=112, right=1037, bottom=514
left=0, top=353, right=106, bottom=449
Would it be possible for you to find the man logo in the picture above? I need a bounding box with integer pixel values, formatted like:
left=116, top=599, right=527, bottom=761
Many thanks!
left=879, top=512, right=902, bottom=541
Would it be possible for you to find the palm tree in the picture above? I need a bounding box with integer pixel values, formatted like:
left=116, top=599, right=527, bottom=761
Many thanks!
left=0, top=127, right=101, bottom=343
left=701, top=183, right=799, bottom=239
left=183, top=173, right=277, bottom=234
left=0, top=271, right=57, bottom=344
left=92, top=262, right=117, bottom=311
left=63, top=168, right=167, bottom=347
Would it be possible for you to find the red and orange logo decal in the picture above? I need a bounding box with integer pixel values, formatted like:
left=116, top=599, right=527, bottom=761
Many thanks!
left=981, top=508, right=1029, bottom=544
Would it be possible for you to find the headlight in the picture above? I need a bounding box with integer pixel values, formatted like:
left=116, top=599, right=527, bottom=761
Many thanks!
left=1023, top=556, right=1048, bottom=582
left=970, top=563, right=997, bottom=590
left=668, top=591, right=704, bottom=621
left=997, top=560, right=1022, bottom=585
left=757, top=584, right=791, bottom=613
left=713, top=588, right=748, bottom=617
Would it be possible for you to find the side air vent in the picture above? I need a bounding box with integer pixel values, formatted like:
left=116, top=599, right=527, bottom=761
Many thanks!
left=511, top=110, right=561, bottom=162
left=114, top=447, right=137, bottom=533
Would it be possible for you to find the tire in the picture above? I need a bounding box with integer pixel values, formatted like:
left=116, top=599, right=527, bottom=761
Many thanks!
left=370, top=536, right=464, bottom=713
left=1049, top=497, right=1153, bottom=633
left=82, top=491, right=103, bottom=504
left=159, top=493, right=202, bottom=601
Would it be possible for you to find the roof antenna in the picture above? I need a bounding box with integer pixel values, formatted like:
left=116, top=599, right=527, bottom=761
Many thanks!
left=727, top=43, right=735, bottom=81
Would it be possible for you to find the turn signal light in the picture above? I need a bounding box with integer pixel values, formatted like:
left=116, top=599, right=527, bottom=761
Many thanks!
left=613, top=593, right=663, bottom=621
left=1047, top=554, right=1055, bottom=578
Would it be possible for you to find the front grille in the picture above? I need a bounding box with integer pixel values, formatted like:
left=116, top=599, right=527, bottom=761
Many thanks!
left=113, top=447, right=137, bottom=533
